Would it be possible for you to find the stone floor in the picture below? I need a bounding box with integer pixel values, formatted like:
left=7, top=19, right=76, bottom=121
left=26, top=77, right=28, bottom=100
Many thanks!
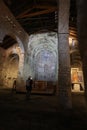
left=0, top=89, right=87, bottom=130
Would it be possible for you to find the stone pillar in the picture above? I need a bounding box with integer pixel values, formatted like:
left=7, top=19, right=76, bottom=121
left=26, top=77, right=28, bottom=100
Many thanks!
left=58, top=0, right=72, bottom=109
left=77, top=0, right=87, bottom=95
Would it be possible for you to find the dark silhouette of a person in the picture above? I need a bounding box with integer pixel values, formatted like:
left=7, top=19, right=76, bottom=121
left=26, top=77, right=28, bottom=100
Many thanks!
left=26, top=76, right=33, bottom=99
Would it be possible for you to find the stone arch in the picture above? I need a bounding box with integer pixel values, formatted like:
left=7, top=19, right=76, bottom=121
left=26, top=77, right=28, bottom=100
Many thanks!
left=3, top=34, right=25, bottom=75
left=0, top=34, right=25, bottom=88
left=8, top=53, right=19, bottom=61
left=1, top=34, right=25, bottom=53
left=1, top=35, right=17, bottom=49
left=15, top=36, right=25, bottom=53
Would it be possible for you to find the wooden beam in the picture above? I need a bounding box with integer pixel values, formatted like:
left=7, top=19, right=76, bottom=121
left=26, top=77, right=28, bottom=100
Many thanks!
left=16, top=6, right=34, bottom=19
left=17, top=7, right=57, bottom=19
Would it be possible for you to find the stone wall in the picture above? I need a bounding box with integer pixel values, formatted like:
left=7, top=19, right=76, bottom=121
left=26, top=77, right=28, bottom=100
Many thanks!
left=0, top=47, right=6, bottom=87
left=0, top=44, right=24, bottom=88
left=0, top=0, right=29, bottom=88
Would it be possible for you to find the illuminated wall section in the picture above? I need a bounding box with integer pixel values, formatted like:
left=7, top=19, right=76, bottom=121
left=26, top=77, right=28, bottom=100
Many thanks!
left=2, top=44, right=24, bottom=88
left=28, top=32, right=58, bottom=81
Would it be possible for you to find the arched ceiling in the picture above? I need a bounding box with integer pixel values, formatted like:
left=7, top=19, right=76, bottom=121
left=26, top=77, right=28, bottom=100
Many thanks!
left=2, top=0, right=77, bottom=48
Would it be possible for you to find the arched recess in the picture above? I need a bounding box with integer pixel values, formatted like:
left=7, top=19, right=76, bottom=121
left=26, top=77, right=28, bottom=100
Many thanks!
left=0, top=34, right=24, bottom=88
left=5, top=53, right=19, bottom=88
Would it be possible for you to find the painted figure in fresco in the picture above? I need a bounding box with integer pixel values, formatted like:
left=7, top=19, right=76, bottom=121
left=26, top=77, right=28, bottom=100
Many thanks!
left=26, top=76, right=33, bottom=99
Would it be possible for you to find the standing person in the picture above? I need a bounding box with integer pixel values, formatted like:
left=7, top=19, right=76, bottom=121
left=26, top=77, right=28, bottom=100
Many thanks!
left=12, top=79, right=16, bottom=93
left=26, top=76, right=33, bottom=99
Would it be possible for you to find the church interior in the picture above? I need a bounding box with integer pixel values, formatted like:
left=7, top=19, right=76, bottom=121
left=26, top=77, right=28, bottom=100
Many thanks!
left=0, top=0, right=87, bottom=107
left=0, top=0, right=87, bottom=129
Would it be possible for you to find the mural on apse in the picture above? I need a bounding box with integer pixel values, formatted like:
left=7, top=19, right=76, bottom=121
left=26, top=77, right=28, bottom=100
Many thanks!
left=28, top=32, right=58, bottom=81
left=35, top=50, right=56, bottom=81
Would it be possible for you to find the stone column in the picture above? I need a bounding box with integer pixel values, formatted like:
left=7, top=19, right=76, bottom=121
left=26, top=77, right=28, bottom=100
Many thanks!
left=77, top=0, right=87, bottom=95
left=58, top=0, right=72, bottom=109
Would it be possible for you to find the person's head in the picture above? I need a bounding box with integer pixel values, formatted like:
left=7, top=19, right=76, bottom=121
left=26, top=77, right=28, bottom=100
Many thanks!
left=28, top=76, right=32, bottom=80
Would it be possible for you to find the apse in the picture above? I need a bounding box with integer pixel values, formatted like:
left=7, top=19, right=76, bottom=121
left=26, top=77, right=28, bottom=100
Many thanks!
left=35, top=49, right=57, bottom=81
left=28, top=32, right=58, bottom=81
